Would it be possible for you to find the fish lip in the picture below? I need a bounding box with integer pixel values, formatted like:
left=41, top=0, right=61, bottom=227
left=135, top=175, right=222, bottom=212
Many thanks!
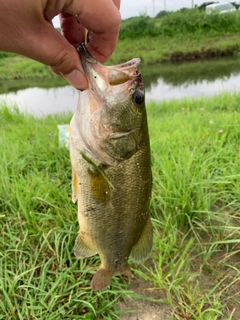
left=110, top=58, right=141, bottom=73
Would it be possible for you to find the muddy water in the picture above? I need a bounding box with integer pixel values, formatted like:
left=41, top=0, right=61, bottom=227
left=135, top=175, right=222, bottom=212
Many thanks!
left=1, top=57, right=240, bottom=116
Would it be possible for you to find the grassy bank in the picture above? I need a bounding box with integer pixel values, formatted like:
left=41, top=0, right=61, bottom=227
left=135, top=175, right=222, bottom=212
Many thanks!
left=0, top=55, right=53, bottom=80
left=110, top=33, right=240, bottom=65
left=1, top=92, right=240, bottom=319
left=110, top=10, right=240, bottom=64
left=1, top=10, right=240, bottom=81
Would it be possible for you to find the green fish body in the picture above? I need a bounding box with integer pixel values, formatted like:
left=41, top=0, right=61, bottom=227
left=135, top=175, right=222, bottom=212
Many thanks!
left=70, top=44, right=152, bottom=291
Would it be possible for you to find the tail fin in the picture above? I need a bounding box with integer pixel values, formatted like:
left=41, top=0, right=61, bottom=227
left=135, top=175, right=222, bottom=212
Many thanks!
left=91, top=269, right=114, bottom=291
left=91, top=265, right=132, bottom=291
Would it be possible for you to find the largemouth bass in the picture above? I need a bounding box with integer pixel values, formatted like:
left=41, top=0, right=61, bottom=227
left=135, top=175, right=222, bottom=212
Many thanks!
left=70, top=44, right=153, bottom=291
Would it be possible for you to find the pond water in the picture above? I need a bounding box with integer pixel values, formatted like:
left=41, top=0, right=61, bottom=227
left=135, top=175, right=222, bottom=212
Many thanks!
left=1, top=57, right=240, bottom=116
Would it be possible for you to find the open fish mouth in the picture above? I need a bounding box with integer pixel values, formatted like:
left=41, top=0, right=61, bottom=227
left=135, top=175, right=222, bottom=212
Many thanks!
left=77, top=44, right=143, bottom=94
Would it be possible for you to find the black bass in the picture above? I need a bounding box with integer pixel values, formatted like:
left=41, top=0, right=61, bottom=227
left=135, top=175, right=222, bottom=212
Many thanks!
left=70, top=44, right=152, bottom=291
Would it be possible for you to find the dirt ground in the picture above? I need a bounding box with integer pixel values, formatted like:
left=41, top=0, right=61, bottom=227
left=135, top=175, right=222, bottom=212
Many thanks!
left=118, top=276, right=172, bottom=320
left=117, top=250, right=240, bottom=320
left=218, top=251, right=240, bottom=320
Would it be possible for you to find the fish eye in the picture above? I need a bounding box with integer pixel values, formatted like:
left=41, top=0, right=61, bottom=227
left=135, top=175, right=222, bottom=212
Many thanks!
left=133, top=91, right=144, bottom=105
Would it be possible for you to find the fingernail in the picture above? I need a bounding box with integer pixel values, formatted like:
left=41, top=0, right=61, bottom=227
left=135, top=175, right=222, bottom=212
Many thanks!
left=63, top=69, right=88, bottom=90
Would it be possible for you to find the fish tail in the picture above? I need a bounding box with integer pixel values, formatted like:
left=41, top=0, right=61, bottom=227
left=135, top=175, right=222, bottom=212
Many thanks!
left=91, top=265, right=132, bottom=291
left=121, top=264, right=132, bottom=278
left=91, top=269, right=114, bottom=291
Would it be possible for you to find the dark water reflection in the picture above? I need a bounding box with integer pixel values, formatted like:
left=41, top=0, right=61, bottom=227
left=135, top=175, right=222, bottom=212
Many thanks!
left=1, top=57, right=240, bottom=116
left=141, top=56, right=240, bottom=88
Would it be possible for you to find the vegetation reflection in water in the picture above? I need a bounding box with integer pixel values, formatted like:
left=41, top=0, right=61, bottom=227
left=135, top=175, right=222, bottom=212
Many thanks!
left=140, top=56, right=240, bottom=89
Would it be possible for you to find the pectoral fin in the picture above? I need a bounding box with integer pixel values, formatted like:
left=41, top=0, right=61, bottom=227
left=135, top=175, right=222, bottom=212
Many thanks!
left=74, top=233, right=97, bottom=258
left=131, top=216, right=153, bottom=264
left=71, top=168, right=79, bottom=203
left=88, top=169, right=110, bottom=202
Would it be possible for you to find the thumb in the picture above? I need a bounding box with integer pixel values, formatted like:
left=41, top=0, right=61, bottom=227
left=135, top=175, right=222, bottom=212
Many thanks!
left=48, top=34, right=88, bottom=90
left=10, top=22, right=88, bottom=90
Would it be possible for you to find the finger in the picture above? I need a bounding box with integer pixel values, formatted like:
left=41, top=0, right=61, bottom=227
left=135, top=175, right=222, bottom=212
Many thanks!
left=64, top=0, right=121, bottom=63
left=11, top=20, right=88, bottom=89
left=112, top=0, right=121, bottom=10
left=59, top=12, right=86, bottom=47
left=86, top=28, right=119, bottom=63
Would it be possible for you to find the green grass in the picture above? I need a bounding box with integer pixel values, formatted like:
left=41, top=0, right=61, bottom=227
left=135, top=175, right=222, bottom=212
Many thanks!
left=1, top=91, right=240, bottom=319
left=109, top=32, right=240, bottom=65
left=109, top=11, right=240, bottom=64
left=0, top=55, right=58, bottom=81
left=120, top=10, right=240, bottom=39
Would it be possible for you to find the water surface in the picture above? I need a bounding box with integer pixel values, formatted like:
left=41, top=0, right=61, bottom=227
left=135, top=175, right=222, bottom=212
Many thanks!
left=1, top=57, right=240, bottom=116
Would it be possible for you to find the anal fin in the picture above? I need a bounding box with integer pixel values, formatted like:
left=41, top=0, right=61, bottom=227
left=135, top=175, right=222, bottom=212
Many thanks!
left=74, top=233, right=97, bottom=259
left=131, top=216, right=153, bottom=264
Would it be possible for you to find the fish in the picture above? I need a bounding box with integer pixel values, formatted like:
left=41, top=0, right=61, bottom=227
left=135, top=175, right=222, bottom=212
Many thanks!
left=70, top=44, right=153, bottom=291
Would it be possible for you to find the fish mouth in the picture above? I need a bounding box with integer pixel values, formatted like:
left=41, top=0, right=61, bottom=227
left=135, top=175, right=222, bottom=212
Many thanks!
left=77, top=43, right=143, bottom=95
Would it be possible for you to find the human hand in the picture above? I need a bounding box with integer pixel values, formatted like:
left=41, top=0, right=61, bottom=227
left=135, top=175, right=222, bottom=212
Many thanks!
left=0, top=0, right=121, bottom=90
